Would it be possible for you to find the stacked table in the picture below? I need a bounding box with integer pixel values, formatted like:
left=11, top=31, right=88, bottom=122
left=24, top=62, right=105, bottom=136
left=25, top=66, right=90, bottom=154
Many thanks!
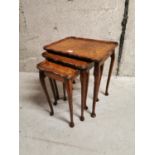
left=38, top=36, right=118, bottom=127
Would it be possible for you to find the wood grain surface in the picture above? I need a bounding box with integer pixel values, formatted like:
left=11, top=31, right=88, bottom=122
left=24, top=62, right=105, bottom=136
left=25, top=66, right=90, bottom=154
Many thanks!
left=44, top=36, right=118, bottom=62
left=37, top=60, right=79, bottom=80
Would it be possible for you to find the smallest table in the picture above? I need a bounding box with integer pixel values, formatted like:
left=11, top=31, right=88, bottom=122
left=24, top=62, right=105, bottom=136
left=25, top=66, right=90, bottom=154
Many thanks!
left=37, top=60, right=79, bottom=127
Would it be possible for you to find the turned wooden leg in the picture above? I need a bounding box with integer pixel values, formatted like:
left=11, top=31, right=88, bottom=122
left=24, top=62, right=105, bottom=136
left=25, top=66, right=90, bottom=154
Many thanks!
left=49, top=78, right=58, bottom=105
left=105, top=52, right=115, bottom=96
left=53, top=80, right=60, bottom=99
left=63, top=82, right=67, bottom=101
left=80, top=71, right=88, bottom=121
left=66, top=80, right=74, bottom=127
left=39, top=71, right=54, bottom=116
left=96, top=64, right=104, bottom=101
left=91, top=63, right=101, bottom=118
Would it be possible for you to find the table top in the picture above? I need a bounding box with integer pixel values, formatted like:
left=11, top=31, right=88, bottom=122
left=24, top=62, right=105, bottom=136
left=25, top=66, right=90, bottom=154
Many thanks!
left=44, top=36, right=118, bottom=62
left=37, top=60, right=79, bottom=79
left=42, top=51, right=94, bottom=70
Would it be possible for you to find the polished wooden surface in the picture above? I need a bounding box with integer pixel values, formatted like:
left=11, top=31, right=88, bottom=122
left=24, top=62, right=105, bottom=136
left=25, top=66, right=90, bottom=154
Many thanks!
left=43, top=37, right=118, bottom=119
left=42, top=51, right=94, bottom=70
left=37, top=60, right=79, bottom=80
left=40, top=36, right=118, bottom=124
left=44, top=36, right=118, bottom=62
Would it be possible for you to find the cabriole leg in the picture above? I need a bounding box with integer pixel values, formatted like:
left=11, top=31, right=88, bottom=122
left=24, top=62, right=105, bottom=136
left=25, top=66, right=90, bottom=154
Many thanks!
left=105, top=52, right=115, bottom=96
left=66, top=80, right=74, bottom=127
left=39, top=71, right=54, bottom=116
left=80, top=71, right=88, bottom=121
left=96, top=64, right=104, bottom=101
left=91, top=63, right=101, bottom=118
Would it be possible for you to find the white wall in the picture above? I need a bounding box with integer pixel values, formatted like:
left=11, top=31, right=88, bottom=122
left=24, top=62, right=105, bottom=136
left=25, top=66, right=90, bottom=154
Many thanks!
left=19, top=0, right=134, bottom=76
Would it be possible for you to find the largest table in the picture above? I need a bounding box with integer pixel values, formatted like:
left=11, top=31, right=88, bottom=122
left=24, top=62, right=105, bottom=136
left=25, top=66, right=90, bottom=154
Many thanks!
left=44, top=36, right=118, bottom=117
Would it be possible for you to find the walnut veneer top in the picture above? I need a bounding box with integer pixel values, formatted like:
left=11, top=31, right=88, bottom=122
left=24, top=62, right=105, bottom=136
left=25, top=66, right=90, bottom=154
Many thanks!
left=44, top=36, right=118, bottom=62
left=37, top=60, right=79, bottom=79
left=42, top=52, right=94, bottom=70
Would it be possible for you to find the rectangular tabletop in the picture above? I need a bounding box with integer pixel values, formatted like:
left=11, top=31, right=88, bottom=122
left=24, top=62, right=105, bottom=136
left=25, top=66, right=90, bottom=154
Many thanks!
left=44, top=36, right=118, bottom=62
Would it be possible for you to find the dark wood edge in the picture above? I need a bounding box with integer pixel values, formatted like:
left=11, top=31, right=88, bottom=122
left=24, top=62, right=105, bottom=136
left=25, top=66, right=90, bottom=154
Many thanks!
left=45, top=49, right=95, bottom=62
left=42, top=52, right=94, bottom=70
left=70, top=36, right=118, bottom=45
left=42, top=69, right=79, bottom=81
left=43, top=36, right=118, bottom=50
left=37, top=63, right=79, bottom=80
left=45, top=48, right=115, bottom=63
